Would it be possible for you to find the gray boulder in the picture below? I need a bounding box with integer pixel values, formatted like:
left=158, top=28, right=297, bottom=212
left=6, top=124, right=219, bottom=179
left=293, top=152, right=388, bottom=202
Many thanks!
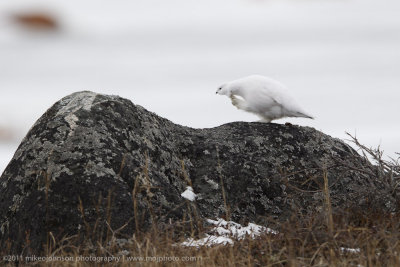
left=0, top=91, right=395, bottom=254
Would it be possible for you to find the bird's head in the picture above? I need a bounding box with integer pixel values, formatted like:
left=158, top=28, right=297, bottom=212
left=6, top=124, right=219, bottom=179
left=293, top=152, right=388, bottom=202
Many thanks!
left=216, top=83, right=230, bottom=96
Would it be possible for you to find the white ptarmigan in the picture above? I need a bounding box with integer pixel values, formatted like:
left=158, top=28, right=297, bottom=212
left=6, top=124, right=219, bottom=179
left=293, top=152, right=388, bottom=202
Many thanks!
left=216, top=75, right=314, bottom=122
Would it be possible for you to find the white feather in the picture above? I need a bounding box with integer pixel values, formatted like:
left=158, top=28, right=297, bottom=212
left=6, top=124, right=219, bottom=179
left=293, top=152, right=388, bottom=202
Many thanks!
left=216, top=75, right=313, bottom=122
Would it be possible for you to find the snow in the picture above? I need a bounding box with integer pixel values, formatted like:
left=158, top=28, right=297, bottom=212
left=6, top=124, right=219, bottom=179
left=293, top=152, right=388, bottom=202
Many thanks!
left=206, top=218, right=278, bottom=240
left=180, top=186, right=197, bottom=201
left=180, top=218, right=277, bottom=247
left=181, top=235, right=234, bottom=247
left=340, top=247, right=361, bottom=254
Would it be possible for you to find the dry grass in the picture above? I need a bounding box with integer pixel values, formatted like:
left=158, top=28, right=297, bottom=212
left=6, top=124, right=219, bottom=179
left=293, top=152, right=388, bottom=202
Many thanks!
left=2, top=209, right=400, bottom=266
left=1, top=135, right=399, bottom=267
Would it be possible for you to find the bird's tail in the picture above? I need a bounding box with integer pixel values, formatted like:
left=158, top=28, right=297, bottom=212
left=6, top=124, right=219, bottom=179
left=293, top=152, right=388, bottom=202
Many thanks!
left=293, top=111, right=314, bottom=120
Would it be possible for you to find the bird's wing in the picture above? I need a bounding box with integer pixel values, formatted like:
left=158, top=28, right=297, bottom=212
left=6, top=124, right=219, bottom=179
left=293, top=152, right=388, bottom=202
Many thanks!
left=240, top=85, right=282, bottom=110
left=257, top=85, right=311, bottom=117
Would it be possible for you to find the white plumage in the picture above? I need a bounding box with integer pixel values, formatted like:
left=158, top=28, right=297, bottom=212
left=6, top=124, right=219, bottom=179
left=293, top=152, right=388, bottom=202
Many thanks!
left=216, top=75, right=314, bottom=122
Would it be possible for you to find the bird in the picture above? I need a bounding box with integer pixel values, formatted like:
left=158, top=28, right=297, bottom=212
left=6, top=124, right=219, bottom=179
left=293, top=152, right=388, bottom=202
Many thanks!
left=216, top=75, right=314, bottom=122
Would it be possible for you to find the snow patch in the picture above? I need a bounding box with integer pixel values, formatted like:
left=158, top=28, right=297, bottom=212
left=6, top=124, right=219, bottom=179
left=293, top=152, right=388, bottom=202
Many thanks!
left=339, top=247, right=361, bottom=254
left=181, top=235, right=234, bottom=247
left=180, top=218, right=277, bottom=247
left=181, top=186, right=197, bottom=201
left=206, top=218, right=278, bottom=239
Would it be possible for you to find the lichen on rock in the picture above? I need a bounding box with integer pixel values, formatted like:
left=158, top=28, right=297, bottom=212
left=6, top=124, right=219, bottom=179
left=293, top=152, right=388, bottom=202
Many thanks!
left=0, top=91, right=396, bottom=255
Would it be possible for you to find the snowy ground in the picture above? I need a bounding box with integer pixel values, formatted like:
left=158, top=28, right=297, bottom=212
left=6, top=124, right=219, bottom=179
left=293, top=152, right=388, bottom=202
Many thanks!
left=1, top=0, right=399, bottom=174
left=180, top=218, right=278, bottom=247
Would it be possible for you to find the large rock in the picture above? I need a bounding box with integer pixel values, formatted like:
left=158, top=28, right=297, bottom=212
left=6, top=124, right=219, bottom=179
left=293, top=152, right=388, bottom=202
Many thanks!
left=0, top=91, right=395, bottom=254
